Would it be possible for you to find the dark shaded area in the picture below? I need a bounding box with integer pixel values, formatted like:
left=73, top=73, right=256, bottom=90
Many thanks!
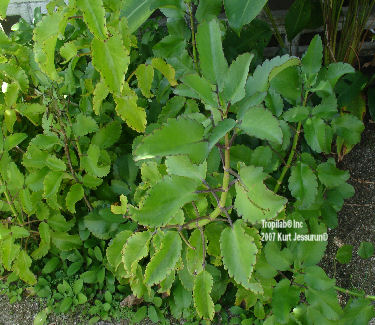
left=1, top=16, right=21, bottom=34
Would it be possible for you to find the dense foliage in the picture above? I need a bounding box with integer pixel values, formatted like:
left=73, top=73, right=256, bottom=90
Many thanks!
left=0, top=0, right=374, bottom=324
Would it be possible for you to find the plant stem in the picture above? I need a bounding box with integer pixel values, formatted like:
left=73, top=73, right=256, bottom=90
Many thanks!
left=188, top=3, right=199, bottom=74
left=0, top=176, right=19, bottom=222
left=274, top=121, right=301, bottom=193
left=334, top=286, right=375, bottom=301
left=263, top=4, right=285, bottom=49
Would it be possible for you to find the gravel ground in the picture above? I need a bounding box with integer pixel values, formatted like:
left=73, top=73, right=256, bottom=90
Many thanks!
left=320, top=120, right=375, bottom=323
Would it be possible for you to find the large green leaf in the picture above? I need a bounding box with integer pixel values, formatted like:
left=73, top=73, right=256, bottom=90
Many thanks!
left=13, top=250, right=37, bottom=285
left=165, top=155, right=207, bottom=181
left=65, top=184, right=84, bottom=213
left=83, top=207, right=125, bottom=239
left=115, top=90, right=147, bottom=133
left=285, top=0, right=312, bottom=41
left=304, top=266, right=335, bottom=291
left=136, top=64, right=154, bottom=98
left=43, top=171, right=63, bottom=208
left=222, top=53, right=254, bottom=104
left=272, top=279, right=300, bottom=323
left=144, top=231, right=181, bottom=286
left=181, top=74, right=216, bottom=107
left=332, top=114, right=364, bottom=145
left=77, top=0, right=107, bottom=40
left=193, top=270, right=215, bottom=320
left=52, top=232, right=82, bottom=251
left=317, top=158, right=349, bottom=188
left=196, top=19, right=228, bottom=87
left=240, top=107, right=283, bottom=144
left=121, top=0, right=154, bottom=34
left=91, top=34, right=130, bottom=94
left=196, top=0, right=222, bottom=23
left=235, top=165, right=287, bottom=223
left=186, top=229, right=206, bottom=275
left=130, top=175, right=199, bottom=227
left=33, top=8, right=71, bottom=81
left=134, top=117, right=208, bottom=163
left=303, top=117, right=333, bottom=153
left=106, top=230, right=132, bottom=270
left=224, top=0, right=267, bottom=33
left=305, top=288, right=342, bottom=320
left=123, top=231, right=152, bottom=275
left=288, top=162, right=318, bottom=208
left=72, top=114, right=98, bottom=137
left=80, top=144, right=110, bottom=178
left=93, top=79, right=109, bottom=115
left=302, top=35, right=323, bottom=75
left=270, top=66, right=301, bottom=103
left=0, top=0, right=10, bottom=19
left=220, top=221, right=258, bottom=288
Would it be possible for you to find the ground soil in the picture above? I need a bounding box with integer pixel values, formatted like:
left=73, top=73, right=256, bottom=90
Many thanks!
left=320, top=120, right=375, bottom=322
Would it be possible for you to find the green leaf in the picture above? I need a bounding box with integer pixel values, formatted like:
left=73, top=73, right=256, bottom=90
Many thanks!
left=270, top=66, right=301, bottom=102
left=304, top=266, right=335, bottom=290
left=165, top=155, right=207, bottom=181
left=42, top=257, right=60, bottom=274
left=305, top=288, right=342, bottom=320
left=288, top=162, right=318, bottom=208
left=317, top=158, right=349, bottom=188
left=358, top=242, right=374, bottom=259
left=123, top=231, right=152, bottom=275
left=301, top=35, right=323, bottom=75
left=208, top=119, right=236, bottom=150
left=283, top=106, right=309, bottom=122
left=332, top=114, right=364, bottom=146
left=121, top=0, right=154, bottom=34
left=0, top=63, right=29, bottom=92
left=271, top=279, right=300, bottom=323
left=196, top=19, right=228, bottom=87
left=0, top=0, right=10, bottom=19
left=60, top=42, right=77, bottom=62
left=303, top=117, right=333, bottom=153
left=285, top=0, right=311, bottom=41
left=144, top=231, right=182, bottom=286
left=45, top=155, right=66, bottom=172
left=33, top=308, right=49, bottom=325
left=342, top=298, right=375, bottom=325
left=220, top=221, right=258, bottom=288
left=91, top=34, right=129, bottom=94
left=76, top=0, right=107, bottom=40
left=93, top=79, right=109, bottom=115
left=72, top=114, right=98, bottom=137
left=92, top=120, right=121, bottom=149
left=33, top=9, right=71, bottom=81
left=130, top=175, right=199, bottom=227
left=235, top=165, right=287, bottom=223
left=336, top=245, right=353, bottom=264
left=52, top=232, right=82, bottom=251
left=224, top=0, right=267, bottom=34
left=151, top=58, right=177, bottom=86
left=13, top=250, right=37, bottom=285
left=115, top=90, right=147, bottom=133
left=111, top=194, right=128, bottom=215
left=66, top=184, right=84, bottom=213
left=81, top=144, right=110, bottom=178
left=264, top=241, right=293, bottom=271
left=181, top=73, right=216, bottom=107
left=193, top=270, right=215, bottom=320
left=43, top=171, right=63, bottom=208
left=4, top=133, right=27, bottom=151
left=106, top=230, right=132, bottom=270
left=134, top=117, right=208, bottom=163
left=196, top=0, right=222, bottom=23
left=240, top=107, right=283, bottom=144
left=186, top=229, right=206, bottom=275
left=222, top=53, right=254, bottom=104
left=31, top=222, right=51, bottom=260
left=83, top=207, right=124, bottom=239
left=323, top=62, right=355, bottom=88
left=136, top=64, right=154, bottom=98
left=2, top=238, right=20, bottom=270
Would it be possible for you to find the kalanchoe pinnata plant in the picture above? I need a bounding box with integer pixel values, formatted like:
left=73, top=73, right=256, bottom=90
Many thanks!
left=0, top=0, right=373, bottom=324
